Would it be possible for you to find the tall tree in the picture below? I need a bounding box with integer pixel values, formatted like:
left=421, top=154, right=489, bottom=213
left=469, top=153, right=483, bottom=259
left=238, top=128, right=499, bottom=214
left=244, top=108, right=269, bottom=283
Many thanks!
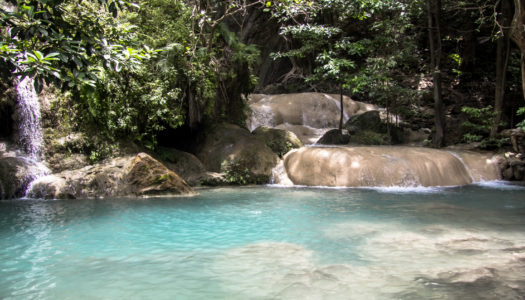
left=509, top=0, right=525, bottom=101
left=427, top=0, right=445, bottom=147
left=491, top=0, right=513, bottom=138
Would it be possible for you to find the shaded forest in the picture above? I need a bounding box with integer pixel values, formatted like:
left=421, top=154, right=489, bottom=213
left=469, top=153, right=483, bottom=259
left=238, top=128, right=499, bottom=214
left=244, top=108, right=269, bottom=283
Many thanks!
left=1, top=0, right=524, bottom=159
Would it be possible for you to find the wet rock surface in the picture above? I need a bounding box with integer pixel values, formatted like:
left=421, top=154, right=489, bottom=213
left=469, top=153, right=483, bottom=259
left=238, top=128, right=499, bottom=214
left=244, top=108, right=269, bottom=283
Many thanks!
left=247, top=93, right=377, bottom=144
left=27, top=152, right=195, bottom=199
left=284, top=146, right=500, bottom=187
left=0, top=156, right=48, bottom=199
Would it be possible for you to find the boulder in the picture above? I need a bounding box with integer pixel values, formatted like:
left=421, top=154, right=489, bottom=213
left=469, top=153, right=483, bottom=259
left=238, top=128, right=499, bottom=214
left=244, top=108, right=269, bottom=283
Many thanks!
left=156, top=147, right=207, bottom=186
left=275, top=123, right=330, bottom=145
left=501, top=129, right=525, bottom=153
left=345, top=110, right=385, bottom=134
left=27, top=153, right=195, bottom=199
left=46, top=153, right=89, bottom=173
left=315, top=129, right=351, bottom=145
left=246, top=93, right=377, bottom=143
left=0, top=156, right=49, bottom=199
left=344, top=110, right=404, bottom=145
left=124, top=153, right=195, bottom=196
left=498, top=152, right=525, bottom=181
left=252, top=126, right=303, bottom=157
left=196, top=124, right=280, bottom=184
left=283, top=146, right=500, bottom=187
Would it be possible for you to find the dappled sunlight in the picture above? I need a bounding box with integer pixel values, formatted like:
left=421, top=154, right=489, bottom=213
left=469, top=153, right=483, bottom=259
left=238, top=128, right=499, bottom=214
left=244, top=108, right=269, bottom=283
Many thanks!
left=284, top=146, right=501, bottom=187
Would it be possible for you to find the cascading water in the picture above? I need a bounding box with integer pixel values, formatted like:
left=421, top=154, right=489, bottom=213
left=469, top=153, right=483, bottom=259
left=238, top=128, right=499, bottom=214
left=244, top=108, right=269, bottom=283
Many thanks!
left=13, top=76, right=50, bottom=196
left=15, top=76, right=44, bottom=159
left=246, top=93, right=377, bottom=144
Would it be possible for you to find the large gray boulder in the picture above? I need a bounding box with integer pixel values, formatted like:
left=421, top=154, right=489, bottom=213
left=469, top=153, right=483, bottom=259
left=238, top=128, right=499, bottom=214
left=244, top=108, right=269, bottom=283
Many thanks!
left=196, top=124, right=280, bottom=184
left=27, top=153, right=195, bottom=199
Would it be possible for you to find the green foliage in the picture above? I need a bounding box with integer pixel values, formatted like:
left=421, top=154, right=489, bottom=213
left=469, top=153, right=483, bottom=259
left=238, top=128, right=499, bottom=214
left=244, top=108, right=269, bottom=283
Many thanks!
left=266, top=140, right=295, bottom=158
left=270, top=0, right=421, bottom=121
left=0, top=0, right=152, bottom=92
left=517, top=107, right=525, bottom=130
left=461, top=106, right=507, bottom=148
left=221, top=160, right=251, bottom=185
left=221, top=159, right=268, bottom=185
left=350, top=130, right=387, bottom=145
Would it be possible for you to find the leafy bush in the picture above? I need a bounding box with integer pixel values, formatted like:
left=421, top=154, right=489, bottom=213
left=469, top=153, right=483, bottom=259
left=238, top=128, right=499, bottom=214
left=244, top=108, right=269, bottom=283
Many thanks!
left=350, top=130, right=386, bottom=145
left=220, top=159, right=268, bottom=185
left=461, top=106, right=496, bottom=142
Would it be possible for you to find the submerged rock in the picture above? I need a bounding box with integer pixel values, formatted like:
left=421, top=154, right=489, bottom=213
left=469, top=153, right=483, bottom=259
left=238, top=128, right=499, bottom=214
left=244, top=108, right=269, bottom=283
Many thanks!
left=283, top=146, right=500, bottom=187
left=196, top=123, right=279, bottom=184
left=27, top=152, right=195, bottom=199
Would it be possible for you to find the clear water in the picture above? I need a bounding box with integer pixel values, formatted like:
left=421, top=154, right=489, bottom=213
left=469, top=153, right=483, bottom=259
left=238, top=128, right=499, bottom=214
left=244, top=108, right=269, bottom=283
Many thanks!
left=1, top=184, right=525, bottom=299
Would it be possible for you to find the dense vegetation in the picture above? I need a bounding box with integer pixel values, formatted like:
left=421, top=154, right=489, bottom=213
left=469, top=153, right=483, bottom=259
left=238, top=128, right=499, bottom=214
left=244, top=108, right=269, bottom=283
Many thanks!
left=1, top=0, right=524, bottom=157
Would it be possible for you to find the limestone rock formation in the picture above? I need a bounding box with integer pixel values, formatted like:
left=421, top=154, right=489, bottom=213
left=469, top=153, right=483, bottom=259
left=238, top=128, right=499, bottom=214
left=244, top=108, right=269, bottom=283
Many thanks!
left=247, top=93, right=376, bottom=144
left=125, top=153, right=195, bottom=196
left=252, top=126, right=303, bottom=157
left=283, top=146, right=500, bottom=187
left=27, top=152, right=195, bottom=199
left=196, top=123, right=279, bottom=184
left=156, top=147, right=208, bottom=186
left=498, top=152, right=525, bottom=181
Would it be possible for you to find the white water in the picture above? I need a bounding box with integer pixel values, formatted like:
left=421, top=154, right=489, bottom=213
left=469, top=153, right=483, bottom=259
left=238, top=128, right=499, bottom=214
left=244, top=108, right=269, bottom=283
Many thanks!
left=15, top=76, right=44, bottom=159
left=246, top=93, right=377, bottom=144
left=13, top=76, right=50, bottom=196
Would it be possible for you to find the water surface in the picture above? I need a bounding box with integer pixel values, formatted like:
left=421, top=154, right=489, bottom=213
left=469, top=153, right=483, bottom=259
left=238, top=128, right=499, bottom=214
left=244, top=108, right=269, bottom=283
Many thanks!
left=1, top=184, right=524, bottom=299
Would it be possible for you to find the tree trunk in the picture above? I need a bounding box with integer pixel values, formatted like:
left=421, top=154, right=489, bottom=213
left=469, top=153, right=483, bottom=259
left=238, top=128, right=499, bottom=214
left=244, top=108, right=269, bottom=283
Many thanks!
left=339, top=83, right=344, bottom=132
left=510, top=0, right=525, bottom=101
left=522, top=55, right=525, bottom=101
left=427, top=0, right=445, bottom=147
left=491, top=0, right=513, bottom=138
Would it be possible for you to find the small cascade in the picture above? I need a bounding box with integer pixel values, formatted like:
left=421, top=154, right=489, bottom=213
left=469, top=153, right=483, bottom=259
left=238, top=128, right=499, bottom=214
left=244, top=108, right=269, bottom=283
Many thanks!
left=15, top=76, right=44, bottom=159
left=246, top=93, right=377, bottom=145
left=12, top=76, right=50, bottom=197
left=280, top=146, right=501, bottom=188
left=270, top=159, right=294, bottom=186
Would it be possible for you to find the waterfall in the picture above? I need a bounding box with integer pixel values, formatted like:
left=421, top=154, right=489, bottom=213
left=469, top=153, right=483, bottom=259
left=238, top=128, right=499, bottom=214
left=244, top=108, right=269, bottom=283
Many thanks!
left=13, top=76, right=50, bottom=197
left=15, top=76, right=44, bottom=159
left=246, top=93, right=378, bottom=145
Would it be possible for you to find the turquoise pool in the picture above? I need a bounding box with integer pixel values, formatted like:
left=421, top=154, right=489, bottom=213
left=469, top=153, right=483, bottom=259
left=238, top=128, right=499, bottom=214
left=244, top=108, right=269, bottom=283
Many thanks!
left=1, top=183, right=524, bottom=299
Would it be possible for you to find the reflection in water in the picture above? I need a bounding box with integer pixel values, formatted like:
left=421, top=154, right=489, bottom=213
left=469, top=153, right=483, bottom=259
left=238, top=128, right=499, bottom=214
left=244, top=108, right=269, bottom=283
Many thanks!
left=0, top=185, right=524, bottom=299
